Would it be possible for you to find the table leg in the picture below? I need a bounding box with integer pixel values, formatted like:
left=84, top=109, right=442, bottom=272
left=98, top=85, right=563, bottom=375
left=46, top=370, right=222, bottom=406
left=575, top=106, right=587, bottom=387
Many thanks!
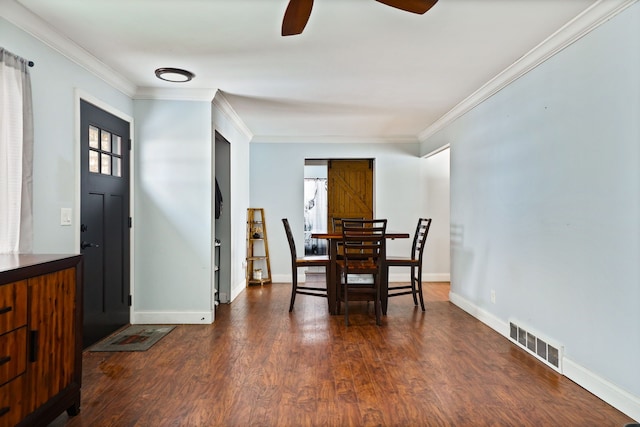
left=381, top=241, right=389, bottom=315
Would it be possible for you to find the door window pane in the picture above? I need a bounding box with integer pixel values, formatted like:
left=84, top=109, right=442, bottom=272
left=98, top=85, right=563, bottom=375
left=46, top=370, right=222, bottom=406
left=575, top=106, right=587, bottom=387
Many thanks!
left=101, top=130, right=111, bottom=152
left=113, top=158, right=121, bottom=177
left=89, top=126, right=99, bottom=149
left=89, top=150, right=99, bottom=173
left=112, top=135, right=122, bottom=155
left=101, top=153, right=111, bottom=175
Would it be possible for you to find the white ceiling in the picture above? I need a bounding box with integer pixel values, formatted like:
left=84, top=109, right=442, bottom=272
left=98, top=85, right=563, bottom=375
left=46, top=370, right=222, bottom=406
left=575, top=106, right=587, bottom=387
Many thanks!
left=2, top=0, right=621, bottom=143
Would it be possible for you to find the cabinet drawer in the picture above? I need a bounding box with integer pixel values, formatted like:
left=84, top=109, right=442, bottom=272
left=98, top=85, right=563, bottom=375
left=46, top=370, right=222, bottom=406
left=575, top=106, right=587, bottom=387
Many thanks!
left=0, top=375, right=24, bottom=427
left=0, top=327, right=27, bottom=386
left=0, top=281, right=27, bottom=335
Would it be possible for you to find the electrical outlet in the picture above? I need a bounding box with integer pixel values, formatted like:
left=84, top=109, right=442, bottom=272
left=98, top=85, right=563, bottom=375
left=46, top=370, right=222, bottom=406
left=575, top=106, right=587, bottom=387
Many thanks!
left=490, top=289, right=496, bottom=304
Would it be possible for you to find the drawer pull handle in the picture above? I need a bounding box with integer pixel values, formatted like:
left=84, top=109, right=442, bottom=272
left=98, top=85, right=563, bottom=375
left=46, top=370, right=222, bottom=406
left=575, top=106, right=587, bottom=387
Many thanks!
left=0, top=406, right=9, bottom=417
left=0, top=356, right=10, bottom=366
left=29, top=330, right=39, bottom=362
left=0, top=306, right=12, bottom=315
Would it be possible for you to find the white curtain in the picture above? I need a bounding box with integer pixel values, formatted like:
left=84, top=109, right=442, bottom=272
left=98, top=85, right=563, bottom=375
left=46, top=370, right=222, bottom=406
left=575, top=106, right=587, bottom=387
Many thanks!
left=303, top=178, right=327, bottom=255
left=0, top=48, right=33, bottom=253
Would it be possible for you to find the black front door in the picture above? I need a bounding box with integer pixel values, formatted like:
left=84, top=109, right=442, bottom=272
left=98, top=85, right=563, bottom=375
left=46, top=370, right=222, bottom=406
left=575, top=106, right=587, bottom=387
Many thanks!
left=80, top=99, right=130, bottom=348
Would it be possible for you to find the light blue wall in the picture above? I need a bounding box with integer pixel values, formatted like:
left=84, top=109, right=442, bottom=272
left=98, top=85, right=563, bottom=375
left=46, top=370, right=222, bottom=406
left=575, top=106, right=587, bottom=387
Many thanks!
left=421, top=148, right=450, bottom=276
left=249, top=142, right=451, bottom=283
left=133, top=99, right=213, bottom=321
left=424, top=2, right=640, bottom=415
left=2, top=18, right=225, bottom=323
left=0, top=17, right=133, bottom=253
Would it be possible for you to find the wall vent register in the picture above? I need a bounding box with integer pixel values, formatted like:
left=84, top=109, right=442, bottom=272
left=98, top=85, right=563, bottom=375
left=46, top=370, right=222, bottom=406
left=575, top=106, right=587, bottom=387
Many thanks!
left=509, top=321, right=563, bottom=373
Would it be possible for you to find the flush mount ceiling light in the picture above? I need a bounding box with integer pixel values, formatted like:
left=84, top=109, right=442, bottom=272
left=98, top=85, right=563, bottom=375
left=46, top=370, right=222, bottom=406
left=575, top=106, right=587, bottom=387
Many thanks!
left=154, top=67, right=195, bottom=83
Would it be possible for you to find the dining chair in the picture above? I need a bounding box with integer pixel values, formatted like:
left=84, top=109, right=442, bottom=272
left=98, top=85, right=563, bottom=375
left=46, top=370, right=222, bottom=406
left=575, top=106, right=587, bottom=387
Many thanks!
left=282, top=218, right=330, bottom=312
left=337, top=218, right=387, bottom=326
left=385, top=218, right=432, bottom=311
left=332, top=217, right=364, bottom=232
left=332, top=217, right=364, bottom=260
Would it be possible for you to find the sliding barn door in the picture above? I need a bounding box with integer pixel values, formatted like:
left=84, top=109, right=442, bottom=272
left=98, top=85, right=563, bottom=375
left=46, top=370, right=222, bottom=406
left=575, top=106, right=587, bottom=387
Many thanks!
left=327, top=159, right=374, bottom=227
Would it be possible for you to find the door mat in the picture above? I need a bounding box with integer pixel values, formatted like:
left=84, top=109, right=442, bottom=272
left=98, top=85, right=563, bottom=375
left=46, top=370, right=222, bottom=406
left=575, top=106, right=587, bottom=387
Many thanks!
left=89, top=325, right=175, bottom=352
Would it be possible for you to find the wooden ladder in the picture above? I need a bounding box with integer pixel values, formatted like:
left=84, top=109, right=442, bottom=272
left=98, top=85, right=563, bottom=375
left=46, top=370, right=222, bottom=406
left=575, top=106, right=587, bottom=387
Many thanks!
left=246, top=208, right=272, bottom=286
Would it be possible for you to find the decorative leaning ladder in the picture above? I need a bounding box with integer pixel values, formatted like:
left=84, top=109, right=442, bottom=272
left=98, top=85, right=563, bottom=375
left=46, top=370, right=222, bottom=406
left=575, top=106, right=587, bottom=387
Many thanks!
left=246, top=208, right=272, bottom=285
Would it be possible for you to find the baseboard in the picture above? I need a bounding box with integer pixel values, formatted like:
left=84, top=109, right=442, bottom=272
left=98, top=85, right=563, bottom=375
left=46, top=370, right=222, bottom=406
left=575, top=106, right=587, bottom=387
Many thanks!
left=270, top=273, right=291, bottom=283
left=132, top=310, right=213, bottom=324
left=229, top=279, right=246, bottom=302
left=448, top=291, right=506, bottom=336
left=563, top=358, right=640, bottom=422
left=449, top=290, right=640, bottom=422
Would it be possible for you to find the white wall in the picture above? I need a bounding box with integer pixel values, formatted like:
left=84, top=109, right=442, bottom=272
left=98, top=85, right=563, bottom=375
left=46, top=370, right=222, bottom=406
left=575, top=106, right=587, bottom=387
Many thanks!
left=132, top=99, right=213, bottom=323
left=425, top=3, right=640, bottom=419
left=0, top=17, right=133, bottom=254
left=249, top=142, right=450, bottom=283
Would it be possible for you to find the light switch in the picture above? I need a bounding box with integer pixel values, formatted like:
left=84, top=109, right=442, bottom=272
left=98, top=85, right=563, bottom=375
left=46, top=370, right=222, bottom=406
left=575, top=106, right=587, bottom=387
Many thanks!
left=60, top=208, right=72, bottom=226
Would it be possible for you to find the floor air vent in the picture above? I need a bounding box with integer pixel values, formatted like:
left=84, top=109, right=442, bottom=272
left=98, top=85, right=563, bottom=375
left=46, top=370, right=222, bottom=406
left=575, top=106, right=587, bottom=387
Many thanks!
left=509, top=322, right=563, bottom=373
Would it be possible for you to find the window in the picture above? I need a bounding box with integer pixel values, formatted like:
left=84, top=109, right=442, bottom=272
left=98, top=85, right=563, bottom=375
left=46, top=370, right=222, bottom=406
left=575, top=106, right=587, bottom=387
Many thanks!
left=88, top=125, right=122, bottom=177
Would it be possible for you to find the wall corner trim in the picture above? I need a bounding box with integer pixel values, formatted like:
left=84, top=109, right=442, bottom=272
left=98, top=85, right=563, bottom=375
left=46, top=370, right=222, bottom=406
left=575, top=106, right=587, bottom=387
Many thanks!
left=132, top=311, right=214, bottom=325
left=212, top=90, right=254, bottom=142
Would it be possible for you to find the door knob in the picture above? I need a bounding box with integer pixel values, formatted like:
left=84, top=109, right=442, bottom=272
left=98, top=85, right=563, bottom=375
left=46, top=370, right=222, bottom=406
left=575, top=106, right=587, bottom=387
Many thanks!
left=81, top=241, right=100, bottom=249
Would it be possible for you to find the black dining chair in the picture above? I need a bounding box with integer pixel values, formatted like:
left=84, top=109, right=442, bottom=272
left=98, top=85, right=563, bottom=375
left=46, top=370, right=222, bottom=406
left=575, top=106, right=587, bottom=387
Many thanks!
left=385, top=218, right=432, bottom=311
left=282, top=218, right=330, bottom=312
left=332, top=217, right=364, bottom=259
left=332, top=217, right=364, bottom=232
left=337, top=218, right=387, bottom=326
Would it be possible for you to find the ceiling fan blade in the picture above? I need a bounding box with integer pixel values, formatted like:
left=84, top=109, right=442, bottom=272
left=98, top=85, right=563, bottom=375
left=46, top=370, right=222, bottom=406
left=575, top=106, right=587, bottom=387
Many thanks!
left=374, top=0, right=438, bottom=15
left=282, top=0, right=314, bottom=36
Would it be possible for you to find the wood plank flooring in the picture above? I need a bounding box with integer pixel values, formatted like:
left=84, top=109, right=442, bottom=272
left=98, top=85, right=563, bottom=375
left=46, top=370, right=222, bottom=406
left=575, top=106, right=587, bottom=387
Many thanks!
left=49, top=282, right=635, bottom=426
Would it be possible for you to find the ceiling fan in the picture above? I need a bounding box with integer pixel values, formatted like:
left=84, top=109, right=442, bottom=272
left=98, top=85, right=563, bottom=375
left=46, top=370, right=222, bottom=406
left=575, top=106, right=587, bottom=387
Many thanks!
left=282, top=0, right=438, bottom=36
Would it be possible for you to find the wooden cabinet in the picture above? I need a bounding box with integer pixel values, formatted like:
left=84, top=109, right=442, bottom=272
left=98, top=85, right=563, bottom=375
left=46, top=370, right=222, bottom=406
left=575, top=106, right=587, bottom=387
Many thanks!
left=0, top=279, right=27, bottom=427
left=0, top=376, right=25, bottom=427
left=0, top=255, right=82, bottom=427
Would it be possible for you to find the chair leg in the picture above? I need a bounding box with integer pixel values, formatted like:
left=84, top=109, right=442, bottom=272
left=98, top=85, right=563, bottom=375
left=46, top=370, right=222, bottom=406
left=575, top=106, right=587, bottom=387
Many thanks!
left=410, top=265, right=419, bottom=306
left=375, top=276, right=381, bottom=326
left=417, top=267, right=425, bottom=312
left=289, top=268, right=298, bottom=312
left=344, top=280, right=349, bottom=326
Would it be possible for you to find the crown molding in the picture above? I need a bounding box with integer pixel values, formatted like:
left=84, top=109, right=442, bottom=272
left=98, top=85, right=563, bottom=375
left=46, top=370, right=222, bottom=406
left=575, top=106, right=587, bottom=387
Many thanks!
left=250, top=135, right=419, bottom=144
left=421, top=143, right=450, bottom=159
left=1, top=0, right=137, bottom=97
left=5, top=0, right=635, bottom=144
left=135, top=87, right=217, bottom=102
left=212, top=90, right=254, bottom=142
left=417, top=0, right=638, bottom=142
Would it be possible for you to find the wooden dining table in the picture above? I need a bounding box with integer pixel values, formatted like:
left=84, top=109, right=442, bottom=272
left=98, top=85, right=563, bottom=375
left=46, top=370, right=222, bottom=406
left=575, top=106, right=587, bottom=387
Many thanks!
left=311, top=231, right=410, bottom=315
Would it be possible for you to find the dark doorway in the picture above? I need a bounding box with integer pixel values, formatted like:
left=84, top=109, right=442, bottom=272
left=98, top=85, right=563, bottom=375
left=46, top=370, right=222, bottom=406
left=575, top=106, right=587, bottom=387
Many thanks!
left=215, top=131, right=231, bottom=304
left=80, top=99, right=131, bottom=348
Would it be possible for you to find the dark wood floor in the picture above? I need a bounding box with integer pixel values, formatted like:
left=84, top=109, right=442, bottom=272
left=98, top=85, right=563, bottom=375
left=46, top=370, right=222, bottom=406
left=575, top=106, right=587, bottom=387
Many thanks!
left=49, top=281, right=634, bottom=426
